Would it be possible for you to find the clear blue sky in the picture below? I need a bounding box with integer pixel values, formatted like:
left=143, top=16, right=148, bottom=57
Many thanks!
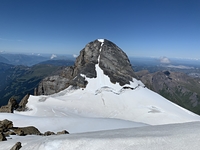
left=0, top=0, right=199, bottom=58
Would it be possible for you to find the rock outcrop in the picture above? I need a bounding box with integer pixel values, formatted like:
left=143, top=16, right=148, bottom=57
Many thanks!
left=0, top=133, right=6, bottom=141
left=0, top=98, right=18, bottom=113
left=10, top=142, right=22, bottom=150
left=0, top=119, right=13, bottom=132
left=57, top=130, right=69, bottom=135
left=12, top=126, right=41, bottom=136
left=44, top=131, right=55, bottom=136
left=36, top=39, right=137, bottom=95
left=0, top=94, right=30, bottom=113
left=16, top=94, right=30, bottom=111
left=0, top=119, right=70, bottom=142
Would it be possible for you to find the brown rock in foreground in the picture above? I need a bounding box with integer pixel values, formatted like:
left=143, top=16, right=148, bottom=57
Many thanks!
left=10, top=142, right=22, bottom=150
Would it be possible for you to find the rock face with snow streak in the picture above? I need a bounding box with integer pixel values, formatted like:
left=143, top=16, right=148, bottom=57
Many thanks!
left=36, top=39, right=137, bottom=95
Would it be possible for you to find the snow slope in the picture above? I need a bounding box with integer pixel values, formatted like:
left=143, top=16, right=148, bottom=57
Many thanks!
left=1, top=121, right=200, bottom=150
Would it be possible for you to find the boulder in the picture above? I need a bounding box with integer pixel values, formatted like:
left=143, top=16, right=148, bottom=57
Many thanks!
left=16, top=94, right=30, bottom=111
left=0, top=97, right=18, bottom=113
left=0, top=132, right=7, bottom=141
left=0, top=119, right=13, bottom=132
left=12, top=129, right=25, bottom=136
left=4, top=131, right=16, bottom=137
left=10, top=142, right=22, bottom=150
left=12, top=126, right=41, bottom=135
left=44, top=131, right=55, bottom=136
left=57, top=130, right=69, bottom=135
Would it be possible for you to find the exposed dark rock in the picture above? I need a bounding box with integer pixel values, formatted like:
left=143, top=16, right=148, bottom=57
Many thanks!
left=0, top=132, right=7, bottom=141
left=36, top=67, right=75, bottom=95
left=16, top=94, right=30, bottom=111
left=99, top=40, right=137, bottom=85
left=0, top=119, right=13, bottom=132
left=57, top=130, right=69, bottom=135
left=4, top=131, right=16, bottom=137
left=12, top=129, right=25, bottom=136
left=0, top=97, right=18, bottom=113
left=10, top=142, right=22, bottom=150
left=12, top=126, right=41, bottom=135
left=44, top=131, right=55, bottom=136
left=36, top=39, right=137, bottom=95
left=0, top=119, right=67, bottom=141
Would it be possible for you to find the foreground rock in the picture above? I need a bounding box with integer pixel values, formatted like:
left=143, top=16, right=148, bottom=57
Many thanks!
left=10, top=142, right=22, bottom=150
left=44, top=131, right=55, bottom=136
left=0, top=98, right=18, bottom=113
left=57, top=130, right=69, bottom=135
left=12, top=126, right=41, bottom=136
left=36, top=39, right=137, bottom=95
left=0, top=132, right=7, bottom=141
left=0, top=119, right=69, bottom=141
left=0, top=94, right=30, bottom=113
left=0, top=119, right=13, bottom=132
left=16, top=94, right=30, bottom=111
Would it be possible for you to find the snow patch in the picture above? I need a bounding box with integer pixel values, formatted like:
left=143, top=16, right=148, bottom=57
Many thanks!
left=98, top=39, right=104, bottom=43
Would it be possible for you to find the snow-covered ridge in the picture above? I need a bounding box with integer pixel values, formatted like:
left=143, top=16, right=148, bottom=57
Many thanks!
left=2, top=122, right=200, bottom=150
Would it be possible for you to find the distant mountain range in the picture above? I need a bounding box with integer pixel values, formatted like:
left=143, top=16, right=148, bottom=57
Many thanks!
left=136, top=70, right=200, bottom=115
left=0, top=59, right=74, bottom=106
left=0, top=53, right=75, bottom=66
left=0, top=55, right=9, bottom=63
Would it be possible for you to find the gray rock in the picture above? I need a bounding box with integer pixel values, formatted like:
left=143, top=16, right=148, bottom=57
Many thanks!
left=44, top=131, right=55, bottom=136
left=36, top=67, right=75, bottom=95
left=36, top=39, right=137, bottom=95
left=0, top=97, right=18, bottom=113
left=0, top=132, right=7, bottom=141
left=57, top=130, right=69, bottom=135
left=12, top=126, right=41, bottom=136
left=16, top=94, right=30, bottom=111
left=0, top=119, right=13, bottom=132
left=10, top=142, right=22, bottom=150
left=99, top=40, right=137, bottom=85
left=4, top=131, right=16, bottom=137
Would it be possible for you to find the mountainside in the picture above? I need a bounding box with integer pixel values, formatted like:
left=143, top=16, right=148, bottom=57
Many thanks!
left=136, top=70, right=200, bottom=115
left=0, top=63, right=70, bottom=106
left=0, top=55, right=9, bottom=63
left=1, top=39, right=200, bottom=149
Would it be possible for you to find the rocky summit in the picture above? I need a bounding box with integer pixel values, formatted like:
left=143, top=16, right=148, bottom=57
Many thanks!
left=36, top=39, right=137, bottom=95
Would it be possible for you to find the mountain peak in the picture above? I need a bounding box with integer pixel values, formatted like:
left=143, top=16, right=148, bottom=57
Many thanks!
left=73, top=39, right=137, bottom=86
left=36, top=39, right=138, bottom=95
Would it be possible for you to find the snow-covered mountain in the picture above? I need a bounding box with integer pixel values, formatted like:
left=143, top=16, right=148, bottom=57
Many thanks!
left=1, top=39, right=200, bottom=149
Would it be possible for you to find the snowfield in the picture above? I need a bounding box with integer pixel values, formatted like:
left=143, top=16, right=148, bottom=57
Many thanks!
left=1, top=122, right=200, bottom=150
left=1, top=40, right=200, bottom=149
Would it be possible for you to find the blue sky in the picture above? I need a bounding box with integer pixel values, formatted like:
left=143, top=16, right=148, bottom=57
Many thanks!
left=0, top=0, right=199, bottom=58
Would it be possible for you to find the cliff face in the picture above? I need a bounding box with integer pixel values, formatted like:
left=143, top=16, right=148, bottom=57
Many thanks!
left=36, top=39, right=137, bottom=95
